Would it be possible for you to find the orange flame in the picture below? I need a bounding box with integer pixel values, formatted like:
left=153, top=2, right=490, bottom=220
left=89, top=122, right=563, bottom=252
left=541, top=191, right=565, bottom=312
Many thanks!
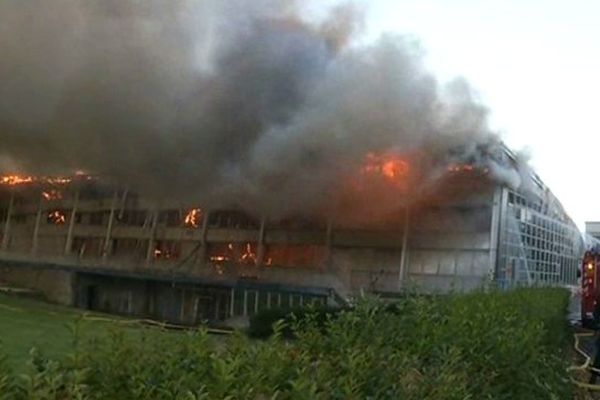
left=0, top=175, right=34, bottom=185
left=446, top=164, right=489, bottom=174
left=209, top=242, right=257, bottom=266
left=361, top=152, right=409, bottom=182
left=184, top=208, right=202, bottom=228
left=42, top=190, right=63, bottom=201
left=48, top=210, right=66, bottom=224
left=45, top=177, right=72, bottom=185
left=0, top=174, right=75, bottom=186
left=240, top=243, right=257, bottom=264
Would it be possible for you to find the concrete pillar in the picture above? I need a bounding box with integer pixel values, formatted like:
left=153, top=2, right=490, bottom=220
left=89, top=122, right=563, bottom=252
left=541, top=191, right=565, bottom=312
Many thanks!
left=102, top=190, right=119, bottom=263
left=488, top=187, right=506, bottom=286
left=179, top=289, right=186, bottom=322
left=118, top=187, right=129, bottom=220
left=64, top=189, right=80, bottom=255
left=214, top=293, right=220, bottom=320
left=257, top=216, right=266, bottom=265
left=31, top=194, right=43, bottom=255
left=199, top=209, right=210, bottom=266
left=192, top=295, right=200, bottom=324
left=398, top=206, right=410, bottom=289
left=254, top=291, right=259, bottom=314
left=229, top=288, right=235, bottom=317
left=145, top=208, right=159, bottom=266
left=266, top=292, right=272, bottom=309
left=243, top=290, right=248, bottom=316
left=1, top=193, right=14, bottom=251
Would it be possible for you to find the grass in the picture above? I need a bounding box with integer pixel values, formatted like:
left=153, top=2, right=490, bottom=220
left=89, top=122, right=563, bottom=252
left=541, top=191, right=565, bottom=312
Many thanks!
left=0, top=293, right=182, bottom=371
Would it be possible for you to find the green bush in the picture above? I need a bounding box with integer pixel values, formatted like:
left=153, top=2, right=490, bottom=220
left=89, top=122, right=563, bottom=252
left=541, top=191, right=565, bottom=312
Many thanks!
left=247, top=306, right=342, bottom=339
left=0, top=288, right=573, bottom=399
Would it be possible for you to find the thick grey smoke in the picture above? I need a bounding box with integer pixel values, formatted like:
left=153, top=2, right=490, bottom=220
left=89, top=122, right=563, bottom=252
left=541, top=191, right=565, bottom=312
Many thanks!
left=0, top=0, right=518, bottom=218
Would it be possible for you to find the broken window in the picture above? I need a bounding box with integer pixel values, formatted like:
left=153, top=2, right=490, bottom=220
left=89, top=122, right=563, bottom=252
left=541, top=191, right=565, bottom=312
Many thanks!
left=264, top=245, right=327, bottom=268
left=208, top=210, right=259, bottom=229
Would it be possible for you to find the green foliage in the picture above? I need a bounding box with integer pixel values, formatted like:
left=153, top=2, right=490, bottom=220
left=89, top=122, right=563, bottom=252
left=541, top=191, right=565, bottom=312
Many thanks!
left=247, top=305, right=342, bottom=339
left=0, top=288, right=573, bottom=399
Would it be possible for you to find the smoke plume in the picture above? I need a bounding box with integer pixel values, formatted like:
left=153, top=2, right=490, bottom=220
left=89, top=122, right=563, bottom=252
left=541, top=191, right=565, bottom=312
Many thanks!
left=0, top=0, right=521, bottom=219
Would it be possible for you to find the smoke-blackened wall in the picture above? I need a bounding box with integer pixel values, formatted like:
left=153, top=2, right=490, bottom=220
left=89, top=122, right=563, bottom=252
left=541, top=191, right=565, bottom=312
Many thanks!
left=0, top=0, right=525, bottom=220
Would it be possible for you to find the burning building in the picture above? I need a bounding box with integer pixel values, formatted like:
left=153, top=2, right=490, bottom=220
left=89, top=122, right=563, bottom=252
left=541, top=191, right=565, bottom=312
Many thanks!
left=0, top=2, right=585, bottom=324
left=0, top=143, right=584, bottom=325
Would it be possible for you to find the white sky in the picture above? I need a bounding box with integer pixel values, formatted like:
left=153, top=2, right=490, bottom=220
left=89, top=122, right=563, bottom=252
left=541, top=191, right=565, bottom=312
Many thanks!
left=360, top=0, right=600, bottom=229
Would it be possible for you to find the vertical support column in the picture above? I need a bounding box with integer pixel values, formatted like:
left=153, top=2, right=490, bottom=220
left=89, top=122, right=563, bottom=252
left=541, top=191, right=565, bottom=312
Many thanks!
left=490, top=187, right=507, bottom=287
left=398, top=206, right=411, bottom=290
left=31, top=193, right=43, bottom=255
left=1, top=193, right=14, bottom=251
left=118, top=187, right=129, bottom=220
left=102, top=190, right=119, bottom=263
left=214, top=294, right=221, bottom=320
left=179, top=289, right=186, bottom=322
left=243, top=289, right=248, bottom=316
left=145, top=208, right=159, bottom=266
left=257, top=216, right=266, bottom=266
left=229, top=287, right=235, bottom=317
left=64, top=189, right=80, bottom=255
left=198, top=209, right=210, bottom=265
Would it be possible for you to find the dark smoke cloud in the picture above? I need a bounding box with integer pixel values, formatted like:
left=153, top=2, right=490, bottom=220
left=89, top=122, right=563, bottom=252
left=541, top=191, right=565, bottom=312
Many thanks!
left=0, top=0, right=520, bottom=219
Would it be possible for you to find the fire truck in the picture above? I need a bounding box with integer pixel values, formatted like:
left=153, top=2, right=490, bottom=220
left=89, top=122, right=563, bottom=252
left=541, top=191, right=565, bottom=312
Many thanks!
left=582, top=249, right=600, bottom=327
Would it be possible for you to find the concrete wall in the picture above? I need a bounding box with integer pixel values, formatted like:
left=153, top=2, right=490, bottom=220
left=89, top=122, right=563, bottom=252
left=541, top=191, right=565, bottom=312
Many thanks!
left=405, top=187, right=498, bottom=292
left=0, top=264, right=74, bottom=304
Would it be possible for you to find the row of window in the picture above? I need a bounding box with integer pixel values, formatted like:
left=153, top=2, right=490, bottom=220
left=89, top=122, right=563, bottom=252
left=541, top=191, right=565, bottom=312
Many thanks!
left=500, top=191, right=583, bottom=286
left=0, top=209, right=330, bottom=230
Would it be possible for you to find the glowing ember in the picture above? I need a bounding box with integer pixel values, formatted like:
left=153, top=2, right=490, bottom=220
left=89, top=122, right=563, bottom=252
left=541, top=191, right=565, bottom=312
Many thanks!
left=184, top=208, right=202, bottom=228
left=0, top=175, right=34, bottom=185
left=209, top=242, right=258, bottom=266
left=240, top=243, right=257, bottom=264
left=447, top=164, right=489, bottom=174
left=0, top=173, right=86, bottom=187
left=42, top=190, right=63, bottom=201
left=45, top=177, right=71, bottom=185
left=361, top=152, right=409, bottom=182
left=47, top=210, right=66, bottom=224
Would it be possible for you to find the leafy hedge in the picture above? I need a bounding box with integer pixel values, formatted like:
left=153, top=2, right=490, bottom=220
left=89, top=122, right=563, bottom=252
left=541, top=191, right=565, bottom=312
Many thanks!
left=248, top=306, right=342, bottom=339
left=0, top=288, right=572, bottom=399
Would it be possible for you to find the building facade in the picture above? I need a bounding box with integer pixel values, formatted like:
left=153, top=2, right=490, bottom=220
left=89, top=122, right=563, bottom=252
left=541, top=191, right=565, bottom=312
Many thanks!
left=0, top=152, right=585, bottom=325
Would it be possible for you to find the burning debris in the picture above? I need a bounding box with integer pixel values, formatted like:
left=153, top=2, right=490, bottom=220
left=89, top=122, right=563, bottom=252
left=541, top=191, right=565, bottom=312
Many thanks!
left=0, top=173, right=89, bottom=188
left=0, top=175, right=34, bottom=186
left=47, top=210, right=66, bottom=224
left=41, top=190, right=63, bottom=201
left=361, top=152, right=410, bottom=183
left=183, top=208, right=202, bottom=228
left=209, top=242, right=258, bottom=267
left=240, top=243, right=258, bottom=265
